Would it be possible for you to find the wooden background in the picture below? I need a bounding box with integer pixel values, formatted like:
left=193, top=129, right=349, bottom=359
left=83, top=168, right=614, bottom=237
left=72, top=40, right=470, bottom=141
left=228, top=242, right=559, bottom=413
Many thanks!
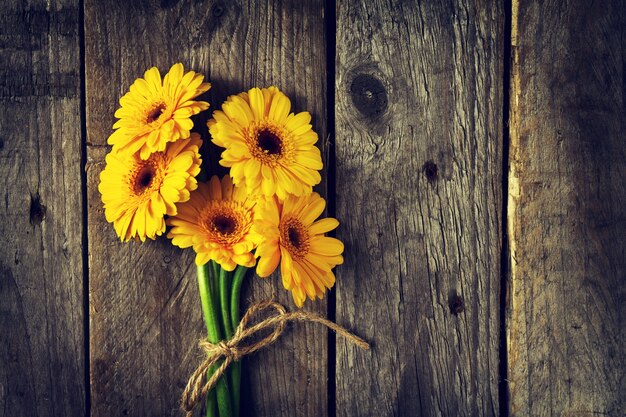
left=1, top=0, right=623, bottom=416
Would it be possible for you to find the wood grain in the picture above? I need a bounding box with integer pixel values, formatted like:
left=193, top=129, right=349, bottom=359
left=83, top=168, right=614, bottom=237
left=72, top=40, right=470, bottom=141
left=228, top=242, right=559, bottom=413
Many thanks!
left=85, top=0, right=328, bottom=415
left=0, top=1, right=85, bottom=416
left=335, top=1, right=504, bottom=416
left=507, top=1, right=625, bottom=415
left=4, top=1, right=623, bottom=415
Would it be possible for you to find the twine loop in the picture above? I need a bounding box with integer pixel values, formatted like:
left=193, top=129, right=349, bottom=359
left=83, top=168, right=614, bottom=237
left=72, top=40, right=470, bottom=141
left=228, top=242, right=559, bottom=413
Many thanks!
left=181, top=300, right=369, bottom=416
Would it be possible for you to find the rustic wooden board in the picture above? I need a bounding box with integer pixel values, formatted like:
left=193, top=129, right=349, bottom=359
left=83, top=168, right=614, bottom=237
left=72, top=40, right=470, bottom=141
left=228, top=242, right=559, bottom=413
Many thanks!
left=335, top=1, right=503, bottom=416
left=85, top=0, right=327, bottom=416
left=6, top=0, right=624, bottom=415
left=0, top=1, right=85, bottom=416
left=507, top=1, right=625, bottom=415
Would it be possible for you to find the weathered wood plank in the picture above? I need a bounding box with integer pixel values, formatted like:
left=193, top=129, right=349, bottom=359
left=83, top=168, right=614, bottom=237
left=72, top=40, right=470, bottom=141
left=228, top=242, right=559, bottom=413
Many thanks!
left=85, top=1, right=327, bottom=416
left=335, top=1, right=503, bottom=415
left=0, top=1, right=85, bottom=416
left=507, top=1, right=625, bottom=415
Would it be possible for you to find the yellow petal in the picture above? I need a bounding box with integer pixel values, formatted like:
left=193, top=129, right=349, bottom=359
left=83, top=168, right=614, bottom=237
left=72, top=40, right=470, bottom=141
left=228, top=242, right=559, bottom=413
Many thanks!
left=221, top=175, right=234, bottom=200
left=293, top=261, right=316, bottom=298
left=309, top=218, right=339, bottom=235
left=209, top=175, right=222, bottom=200
left=291, top=285, right=306, bottom=307
left=257, top=248, right=281, bottom=277
left=248, top=87, right=266, bottom=120
left=299, top=194, right=325, bottom=225
left=195, top=251, right=211, bottom=266
left=269, top=92, right=291, bottom=124
left=310, top=236, right=344, bottom=256
left=284, top=111, right=311, bottom=132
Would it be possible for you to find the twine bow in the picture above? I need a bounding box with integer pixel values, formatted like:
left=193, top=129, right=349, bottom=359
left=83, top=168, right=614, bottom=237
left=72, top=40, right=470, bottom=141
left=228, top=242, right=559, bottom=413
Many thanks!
left=181, top=300, right=370, bottom=416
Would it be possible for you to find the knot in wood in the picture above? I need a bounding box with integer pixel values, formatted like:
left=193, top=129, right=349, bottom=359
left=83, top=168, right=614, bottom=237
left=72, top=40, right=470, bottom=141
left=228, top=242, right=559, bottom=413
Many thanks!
left=350, top=74, right=388, bottom=118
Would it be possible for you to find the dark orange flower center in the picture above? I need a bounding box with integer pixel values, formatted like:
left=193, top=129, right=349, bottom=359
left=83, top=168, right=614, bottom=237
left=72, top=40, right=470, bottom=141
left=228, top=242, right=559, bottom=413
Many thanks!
left=257, top=129, right=283, bottom=156
left=132, top=164, right=156, bottom=194
left=212, top=214, right=237, bottom=235
left=128, top=154, right=166, bottom=197
left=246, top=122, right=296, bottom=167
left=146, top=103, right=166, bottom=124
left=281, top=218, right=309, bottom=259
left=288, top=226, right=302, bottom=248
left=199, top=202, right=254, bottom=246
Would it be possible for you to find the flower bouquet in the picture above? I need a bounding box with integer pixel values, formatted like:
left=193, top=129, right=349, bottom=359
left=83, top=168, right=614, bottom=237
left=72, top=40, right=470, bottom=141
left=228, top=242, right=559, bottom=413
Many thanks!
left=98, top=63, right=368, bottom=417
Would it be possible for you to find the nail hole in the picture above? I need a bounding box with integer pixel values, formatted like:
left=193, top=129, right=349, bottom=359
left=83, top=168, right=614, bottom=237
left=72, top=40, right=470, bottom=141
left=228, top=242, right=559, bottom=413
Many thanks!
left=30, top=194, right=47, bottom=226
left=422, top=160, right=438, bottom=182
left=448, top=290, right=464, bottom=316
left=212, top=3, right=224, bottom=17
left=159, top=0, right=178, bottom=8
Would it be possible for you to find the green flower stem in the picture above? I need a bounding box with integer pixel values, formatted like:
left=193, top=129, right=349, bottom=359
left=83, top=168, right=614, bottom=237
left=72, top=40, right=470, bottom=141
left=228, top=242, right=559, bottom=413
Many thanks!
left=219, top=268, right=234, bottom=338
left=198, top=264, right=233, bottom=417
left=197, top=264, right=218, bottom=417
left=230, top=266, right=247, bottom=329
left=218, top=267, right=238, bottom=416
left=206, top=394, right=218, bottom=417
left=229, top=265, right=247, bottom=417
left=210, top=261, right=220, bottom=308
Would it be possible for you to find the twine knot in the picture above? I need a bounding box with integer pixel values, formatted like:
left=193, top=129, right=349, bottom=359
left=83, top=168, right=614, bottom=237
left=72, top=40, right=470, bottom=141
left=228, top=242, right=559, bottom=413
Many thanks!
left=181, top=300, right=369, bottom=416
left=201, top=340, right=242, bottom=362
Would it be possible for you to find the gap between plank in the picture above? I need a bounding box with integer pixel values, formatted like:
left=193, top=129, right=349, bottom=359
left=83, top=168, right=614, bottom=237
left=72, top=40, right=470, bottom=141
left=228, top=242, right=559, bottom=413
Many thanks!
left=79, top=0, right=91, bottom=415
left=325, top=0, right=337, bottom=416
left=499, top=1, right=513, bottom=416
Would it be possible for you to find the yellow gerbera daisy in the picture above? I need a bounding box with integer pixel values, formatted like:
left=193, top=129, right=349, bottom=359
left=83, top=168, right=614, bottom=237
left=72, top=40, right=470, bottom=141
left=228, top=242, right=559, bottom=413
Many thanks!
left=208, top=86, right=323, bottom=200
left=167, top=175, right=257, bottom=271
left=108, top=63, right=211, bottom=160
left=254, top=192, right=343, bottom=307
left=98, top=133, right=203, bottom=242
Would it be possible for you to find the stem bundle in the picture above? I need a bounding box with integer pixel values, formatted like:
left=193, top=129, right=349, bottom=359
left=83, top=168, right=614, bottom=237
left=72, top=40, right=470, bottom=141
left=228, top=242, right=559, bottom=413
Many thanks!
left=197, top=262, right=247, bottom=417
